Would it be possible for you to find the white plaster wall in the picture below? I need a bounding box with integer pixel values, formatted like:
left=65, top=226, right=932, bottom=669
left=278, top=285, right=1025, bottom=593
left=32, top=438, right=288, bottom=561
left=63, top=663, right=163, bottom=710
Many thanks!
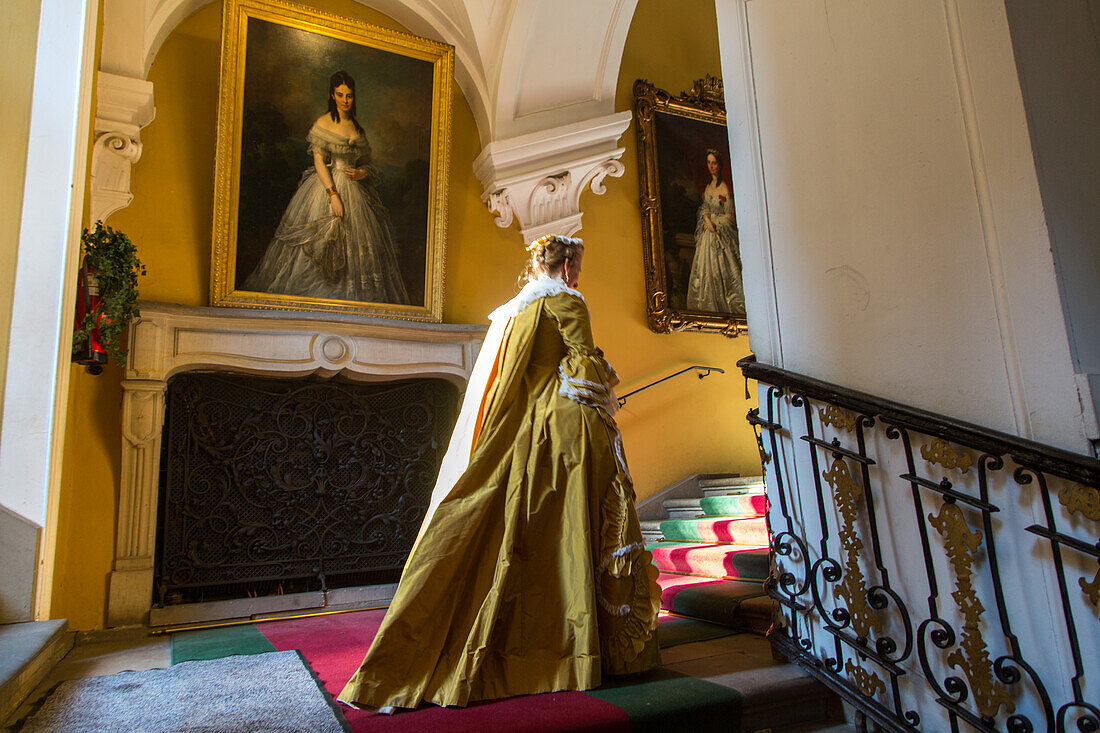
left=717, top=0, right=1088, bottom=455
left=1002, top=0, right=1100, bottom=451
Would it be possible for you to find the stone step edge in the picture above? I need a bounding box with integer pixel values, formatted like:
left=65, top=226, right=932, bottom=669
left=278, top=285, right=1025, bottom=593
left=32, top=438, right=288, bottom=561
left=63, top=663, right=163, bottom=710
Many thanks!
left=649, top=540, right=772, bottom=551
left=0, top=619, right=73, bottom=725
left=663, top=511, right=765, bottom=522
left=699, top=475, right=765, bottom=488
left=664, top=493, right=763, bottom=509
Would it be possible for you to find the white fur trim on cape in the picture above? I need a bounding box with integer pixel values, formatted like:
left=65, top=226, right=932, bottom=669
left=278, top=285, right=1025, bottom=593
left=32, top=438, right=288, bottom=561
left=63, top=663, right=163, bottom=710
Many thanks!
left=489, top=275, right=585, bottom=322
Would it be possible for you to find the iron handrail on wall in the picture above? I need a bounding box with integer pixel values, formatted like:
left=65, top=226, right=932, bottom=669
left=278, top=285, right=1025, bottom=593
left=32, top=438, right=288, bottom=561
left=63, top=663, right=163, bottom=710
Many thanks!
left=738, top=354, right=1099, bottom=733
left=616, top=365, right=724, bottom=408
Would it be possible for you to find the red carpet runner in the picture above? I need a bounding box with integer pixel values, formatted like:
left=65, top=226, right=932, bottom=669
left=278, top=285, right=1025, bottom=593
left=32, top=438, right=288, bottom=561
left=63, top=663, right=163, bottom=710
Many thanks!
left=171, top=608, right=741, bottom=732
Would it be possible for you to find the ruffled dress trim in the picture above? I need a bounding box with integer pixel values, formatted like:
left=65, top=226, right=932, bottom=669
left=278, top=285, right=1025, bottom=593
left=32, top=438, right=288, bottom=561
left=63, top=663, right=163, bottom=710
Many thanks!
left=306, top=124, right=369, bottom=157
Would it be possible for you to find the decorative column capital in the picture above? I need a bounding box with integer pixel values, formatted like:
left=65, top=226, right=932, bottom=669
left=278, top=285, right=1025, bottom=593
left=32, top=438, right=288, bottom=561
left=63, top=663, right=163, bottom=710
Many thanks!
left=91, top=71, right=155, bottom=224
left=473, top=111, right=632, bottom=243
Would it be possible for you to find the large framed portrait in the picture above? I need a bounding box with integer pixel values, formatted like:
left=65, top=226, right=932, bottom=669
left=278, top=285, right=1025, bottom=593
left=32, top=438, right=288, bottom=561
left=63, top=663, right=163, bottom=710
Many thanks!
left=210, top=0, right=453, bottom=321
left=634, top=77, right=747, bottom=336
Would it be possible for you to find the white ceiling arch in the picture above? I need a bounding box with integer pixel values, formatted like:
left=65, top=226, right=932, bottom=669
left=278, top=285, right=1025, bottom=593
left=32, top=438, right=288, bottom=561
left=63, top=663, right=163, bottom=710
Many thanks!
left=97, top=0, right=641, bottom=239
left=116, top=0, right=638, bottom=145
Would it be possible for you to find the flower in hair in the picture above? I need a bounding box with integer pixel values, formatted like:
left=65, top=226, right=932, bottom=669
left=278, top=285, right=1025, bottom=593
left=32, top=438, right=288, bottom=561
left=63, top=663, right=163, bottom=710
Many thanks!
left=525, top=234, right=554, bottom=252
left=525, top=234, right=583, bottom=252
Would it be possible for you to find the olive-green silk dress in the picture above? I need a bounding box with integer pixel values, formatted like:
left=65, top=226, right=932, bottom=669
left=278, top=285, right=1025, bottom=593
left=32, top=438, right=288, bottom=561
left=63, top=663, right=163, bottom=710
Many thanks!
left=339, top=282, right=661, bottom=711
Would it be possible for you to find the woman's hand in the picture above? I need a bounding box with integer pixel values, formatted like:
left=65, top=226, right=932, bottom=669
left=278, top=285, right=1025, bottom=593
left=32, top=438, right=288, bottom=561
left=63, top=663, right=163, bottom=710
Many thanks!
left=330, top=194, right=344, bottom=218
left=343, top=167, right=367, bottom=182
left=704, top=215, right=717, bottom=233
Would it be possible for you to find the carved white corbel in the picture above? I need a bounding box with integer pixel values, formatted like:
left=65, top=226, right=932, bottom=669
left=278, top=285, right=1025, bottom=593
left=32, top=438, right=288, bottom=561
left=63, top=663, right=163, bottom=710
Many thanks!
left=91, top=72, right=155, bottom=224
left=474, top=111, right=632, bottom=243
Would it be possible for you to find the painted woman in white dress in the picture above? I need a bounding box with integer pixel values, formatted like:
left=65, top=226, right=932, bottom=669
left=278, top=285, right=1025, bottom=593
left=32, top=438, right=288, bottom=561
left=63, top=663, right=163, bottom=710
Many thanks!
left=685, top=148, right=744, bottom=315
left=244, top=71, right=409, bottom=304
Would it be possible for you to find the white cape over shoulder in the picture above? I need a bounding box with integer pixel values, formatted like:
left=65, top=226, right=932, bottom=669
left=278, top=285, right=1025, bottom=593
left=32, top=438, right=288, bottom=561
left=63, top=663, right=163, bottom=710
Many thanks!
left=411, top=276, right=585, bottom=549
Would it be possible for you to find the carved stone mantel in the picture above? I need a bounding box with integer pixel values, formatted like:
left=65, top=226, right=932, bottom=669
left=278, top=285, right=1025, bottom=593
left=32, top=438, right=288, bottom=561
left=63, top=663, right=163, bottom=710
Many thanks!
left=474, top=111, right=633, bottom=243
left=107, top=301, right=486, bottom=627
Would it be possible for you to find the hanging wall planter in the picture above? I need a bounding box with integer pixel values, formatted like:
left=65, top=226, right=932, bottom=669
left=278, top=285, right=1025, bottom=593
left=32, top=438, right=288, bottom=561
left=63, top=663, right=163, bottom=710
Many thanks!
left=72, top=222, right=146, bottom=375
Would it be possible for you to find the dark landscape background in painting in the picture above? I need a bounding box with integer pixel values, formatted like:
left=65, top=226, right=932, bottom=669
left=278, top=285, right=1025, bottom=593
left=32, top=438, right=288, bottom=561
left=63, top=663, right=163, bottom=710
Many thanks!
left=654, top=112, right=737, bottom=311
left=234, top=17, right=434, bottom=306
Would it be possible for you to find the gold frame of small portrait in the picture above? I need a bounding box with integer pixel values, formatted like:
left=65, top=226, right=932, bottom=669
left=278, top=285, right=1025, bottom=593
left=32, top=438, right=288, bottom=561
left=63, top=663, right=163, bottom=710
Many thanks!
left=633, top=76, right=748, bottom=337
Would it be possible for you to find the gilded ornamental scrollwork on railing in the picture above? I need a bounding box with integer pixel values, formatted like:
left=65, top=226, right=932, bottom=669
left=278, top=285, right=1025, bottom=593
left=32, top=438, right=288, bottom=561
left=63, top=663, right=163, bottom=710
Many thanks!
left=928, top=502, right=1015, bottom=720
left=1081, top=571, right=1100, bottom=614
left=921, top=438, right=973, bottom=474
left=819, top=404, right=857, bottom=433
left=822, top=457, right=880, bottom=638
left=740, top=355, right=1100, bottom=733
left=1058, top=483, right=1100, bottom=521
left=1057, top=484, right=1100, bottom=616
left=845, top=659, right=886, bottom=699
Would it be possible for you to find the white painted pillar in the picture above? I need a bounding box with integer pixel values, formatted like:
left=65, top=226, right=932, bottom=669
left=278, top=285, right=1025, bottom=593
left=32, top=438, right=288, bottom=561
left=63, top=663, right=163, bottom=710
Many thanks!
left=0, top=0, right=99, bottom=606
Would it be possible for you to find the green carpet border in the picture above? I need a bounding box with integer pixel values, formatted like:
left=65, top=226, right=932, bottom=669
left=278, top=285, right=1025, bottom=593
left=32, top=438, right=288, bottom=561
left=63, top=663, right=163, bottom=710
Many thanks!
left=170, top=623, right=276, bottom=664
left=657, top=617, right=735, bottom=648
left=584, top=668, right=742, bottom=733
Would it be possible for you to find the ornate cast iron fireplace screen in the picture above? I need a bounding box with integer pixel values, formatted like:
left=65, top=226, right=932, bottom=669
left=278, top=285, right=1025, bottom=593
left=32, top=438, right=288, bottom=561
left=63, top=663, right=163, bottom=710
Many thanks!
left=155, top=372, right=457, bottom=606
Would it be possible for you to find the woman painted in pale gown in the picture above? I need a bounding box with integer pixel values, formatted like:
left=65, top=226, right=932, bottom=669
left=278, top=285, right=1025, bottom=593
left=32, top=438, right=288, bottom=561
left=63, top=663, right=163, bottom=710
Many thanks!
left=685, top=148, right=744, bottom=315
left=243, top=71, right=409, bottom=304
left=340, top=235, right=660, bottom=713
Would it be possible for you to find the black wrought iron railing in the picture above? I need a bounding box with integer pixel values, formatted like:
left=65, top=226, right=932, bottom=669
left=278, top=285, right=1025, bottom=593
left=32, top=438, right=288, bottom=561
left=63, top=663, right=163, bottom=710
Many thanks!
left=616, top=365, right=724, bottom=407
left=738, top=355, right=1099, bottom=733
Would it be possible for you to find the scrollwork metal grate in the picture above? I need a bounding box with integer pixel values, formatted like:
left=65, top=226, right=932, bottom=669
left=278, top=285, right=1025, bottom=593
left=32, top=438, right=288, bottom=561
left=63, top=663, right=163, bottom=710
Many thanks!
left=155, top=372, right=457, bottom=606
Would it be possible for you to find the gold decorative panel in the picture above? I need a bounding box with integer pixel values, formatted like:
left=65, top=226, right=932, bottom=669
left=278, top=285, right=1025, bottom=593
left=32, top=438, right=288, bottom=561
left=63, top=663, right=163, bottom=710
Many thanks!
left=920, top=439, right=973, bottom=474
left=845, top=659, right=886, bottom=698
left=928, top=502, right=1014, bottom=718
left=1081, top=569, right=1100, bottom=617
left=819, top=405, right=857, bottom=433
left=1058, top=484, right=1100, bottom=521
left=822, top=457, right=880, bottom=638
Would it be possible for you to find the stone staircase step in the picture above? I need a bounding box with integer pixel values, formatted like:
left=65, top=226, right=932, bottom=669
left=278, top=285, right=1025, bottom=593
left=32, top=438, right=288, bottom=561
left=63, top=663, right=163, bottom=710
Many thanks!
left=699, top=475, right=766, bottom=496
left=662, top=497, right=703, bottom=519
left=660, top=632, right=842, bottom=733
left=0, top=619, right=73, bottom=724
left=699, top=492, right=766, bottom=517
left=657, top=573, right=771, bottom=633
left=721, top=663, right=844, bottom=733
left=640, top=520, right=664, bottom=543
left=648, top=541, right=770, bottom=581
left=659, top=516, right=770, bottom=545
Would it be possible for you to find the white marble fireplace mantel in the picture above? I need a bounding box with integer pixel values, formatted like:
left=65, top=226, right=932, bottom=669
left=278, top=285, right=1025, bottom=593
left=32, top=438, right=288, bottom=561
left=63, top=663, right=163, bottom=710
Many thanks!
left=108, top=301, right=487, bottom=627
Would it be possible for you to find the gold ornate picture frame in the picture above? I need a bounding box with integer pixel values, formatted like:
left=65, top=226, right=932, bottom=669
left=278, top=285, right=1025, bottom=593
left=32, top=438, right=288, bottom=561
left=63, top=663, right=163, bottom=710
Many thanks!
left=634, top=77, right=747, bottom=336
left=211, top=0, right=453, bottom=321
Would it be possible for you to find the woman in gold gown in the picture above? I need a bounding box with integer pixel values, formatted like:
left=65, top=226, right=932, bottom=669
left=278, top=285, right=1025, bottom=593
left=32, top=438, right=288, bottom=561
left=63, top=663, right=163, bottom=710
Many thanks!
left=339, top=235, right=660, bottom=712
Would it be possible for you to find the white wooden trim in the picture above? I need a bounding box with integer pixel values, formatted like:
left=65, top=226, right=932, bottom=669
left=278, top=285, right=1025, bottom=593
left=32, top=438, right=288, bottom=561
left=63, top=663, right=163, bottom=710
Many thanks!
left=715, top=0, right=782, bottom=367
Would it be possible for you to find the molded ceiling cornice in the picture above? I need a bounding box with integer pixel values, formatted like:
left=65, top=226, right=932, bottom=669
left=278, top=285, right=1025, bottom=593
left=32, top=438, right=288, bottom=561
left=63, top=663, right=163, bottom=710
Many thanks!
left=107, top=0, right=638, bottom=146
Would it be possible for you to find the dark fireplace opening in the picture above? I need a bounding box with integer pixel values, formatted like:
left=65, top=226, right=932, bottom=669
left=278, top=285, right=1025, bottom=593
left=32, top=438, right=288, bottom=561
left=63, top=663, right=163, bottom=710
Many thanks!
left=153, top=371, right=459, bottom=608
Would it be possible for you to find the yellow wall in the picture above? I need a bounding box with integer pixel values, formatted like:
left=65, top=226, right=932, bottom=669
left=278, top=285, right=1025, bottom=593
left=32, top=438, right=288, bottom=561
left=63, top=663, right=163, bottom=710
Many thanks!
left=52, top=0, right=759, bottom=629
left=586, top=0, right=759, bottom=493
left=0, top=0, right=43, bottom=436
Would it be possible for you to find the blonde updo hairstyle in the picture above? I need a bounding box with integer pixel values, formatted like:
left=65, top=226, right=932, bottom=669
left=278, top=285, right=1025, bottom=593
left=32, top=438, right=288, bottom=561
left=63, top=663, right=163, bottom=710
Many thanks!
left=518, top=234, right=584, bottom=287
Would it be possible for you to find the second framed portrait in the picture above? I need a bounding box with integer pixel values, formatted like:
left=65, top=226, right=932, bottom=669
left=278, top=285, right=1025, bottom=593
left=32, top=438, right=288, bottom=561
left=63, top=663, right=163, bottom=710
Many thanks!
left=211, top=0, right=453, bottom=321
left=634, top=76, right=746, bottom=336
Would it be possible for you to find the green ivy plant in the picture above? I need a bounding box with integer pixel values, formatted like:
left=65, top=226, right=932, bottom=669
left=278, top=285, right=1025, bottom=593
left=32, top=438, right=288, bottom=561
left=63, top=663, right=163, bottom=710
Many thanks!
left=72, top=222, right=146, bottom=366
